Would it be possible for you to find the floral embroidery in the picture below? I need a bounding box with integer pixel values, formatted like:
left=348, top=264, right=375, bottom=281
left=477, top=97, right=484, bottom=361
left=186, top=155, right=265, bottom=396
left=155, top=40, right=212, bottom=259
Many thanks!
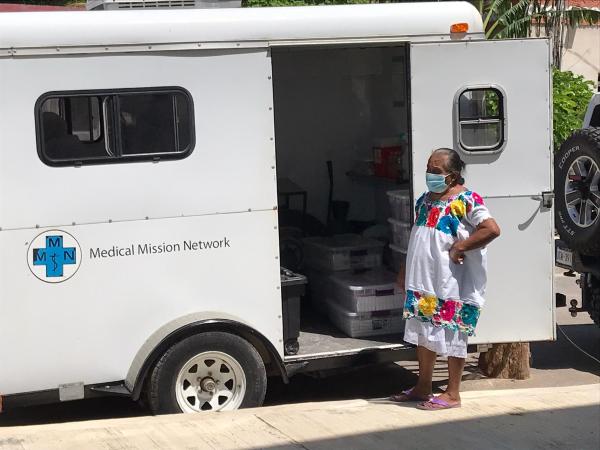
left=449, top=199, right=466, bottom=218
left=416, top=203, right=428, bottom=226
left=403, top=289, right=481, bottom=336
left=417, top=294, right=438, bottom=316
left=414, top=191, right=485, bottom=233
left=459, top=303, right=480, bottom=326
left=439, top=299, right=458, bottom=321
left=436, top=215, right=460, bottom=236
left=404, top=290, right=417, bottom=310
left=426, top=207, right=441, bottom=227
left=471, top=192, right=484, bottom=206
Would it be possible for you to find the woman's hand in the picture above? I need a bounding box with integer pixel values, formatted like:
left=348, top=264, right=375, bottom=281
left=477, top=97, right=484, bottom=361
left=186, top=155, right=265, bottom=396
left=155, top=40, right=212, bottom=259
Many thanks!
left=449, top=242, right=466, bottom=264
left=448, top=218, right=501, bottom=264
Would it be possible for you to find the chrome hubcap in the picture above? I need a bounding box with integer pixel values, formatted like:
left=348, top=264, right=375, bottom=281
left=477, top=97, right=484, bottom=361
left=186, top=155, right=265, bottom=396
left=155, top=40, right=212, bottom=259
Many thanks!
left=175, top=351, right=246, bottom=413
left=565, top=156, right=600, bottom=228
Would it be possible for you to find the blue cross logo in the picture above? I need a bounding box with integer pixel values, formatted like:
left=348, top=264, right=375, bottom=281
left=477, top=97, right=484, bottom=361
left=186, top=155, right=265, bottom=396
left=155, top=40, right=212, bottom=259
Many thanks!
left=32, top=235, right=77, bottom=278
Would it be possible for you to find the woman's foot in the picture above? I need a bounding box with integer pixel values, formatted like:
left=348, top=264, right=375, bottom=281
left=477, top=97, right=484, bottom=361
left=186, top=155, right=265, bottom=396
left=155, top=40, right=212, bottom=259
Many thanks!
left=416, top=392, right=461, bottom=410
left=388, top=387, right=433, bottom=403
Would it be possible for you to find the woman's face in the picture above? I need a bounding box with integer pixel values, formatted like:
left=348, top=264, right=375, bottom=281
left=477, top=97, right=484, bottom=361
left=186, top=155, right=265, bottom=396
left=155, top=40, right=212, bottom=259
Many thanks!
left=427, top=153, right=450, bottom=176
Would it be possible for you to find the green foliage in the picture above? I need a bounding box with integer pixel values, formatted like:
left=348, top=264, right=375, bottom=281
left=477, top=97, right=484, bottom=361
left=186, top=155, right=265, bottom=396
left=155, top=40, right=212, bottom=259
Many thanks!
left=474, top=0, right=600, bottom=40
left=553, top=69, right=594, bottom=150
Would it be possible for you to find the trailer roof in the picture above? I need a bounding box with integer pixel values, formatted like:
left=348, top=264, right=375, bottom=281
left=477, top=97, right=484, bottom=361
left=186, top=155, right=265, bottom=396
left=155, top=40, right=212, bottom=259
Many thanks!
left=0, top=3, right=484, bottom=53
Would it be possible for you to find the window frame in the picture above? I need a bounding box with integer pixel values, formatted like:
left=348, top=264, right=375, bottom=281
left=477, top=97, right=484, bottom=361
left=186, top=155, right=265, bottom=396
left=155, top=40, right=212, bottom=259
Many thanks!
left=453, top=84, right=507, bottom=155
left=35, top=86, right=195, bottom=168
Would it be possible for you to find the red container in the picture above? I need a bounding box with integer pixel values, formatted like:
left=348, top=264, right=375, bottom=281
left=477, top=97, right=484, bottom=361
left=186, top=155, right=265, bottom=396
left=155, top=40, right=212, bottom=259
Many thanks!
left=373, top=145, right=401, bottom=179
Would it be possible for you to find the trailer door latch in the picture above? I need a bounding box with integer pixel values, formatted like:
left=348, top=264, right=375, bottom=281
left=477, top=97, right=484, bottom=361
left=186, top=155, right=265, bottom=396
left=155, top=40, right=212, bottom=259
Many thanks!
left=533, top=191, right=554, bottom=208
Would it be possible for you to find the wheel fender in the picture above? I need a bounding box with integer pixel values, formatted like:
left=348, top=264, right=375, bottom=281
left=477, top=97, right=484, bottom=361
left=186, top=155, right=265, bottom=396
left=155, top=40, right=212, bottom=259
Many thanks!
left=127, top=316, right=287, bottom=400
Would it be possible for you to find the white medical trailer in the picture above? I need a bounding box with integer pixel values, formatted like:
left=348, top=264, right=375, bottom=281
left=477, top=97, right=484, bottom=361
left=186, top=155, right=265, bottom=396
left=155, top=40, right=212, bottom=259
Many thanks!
left=0, top=2, right=554, bottom=414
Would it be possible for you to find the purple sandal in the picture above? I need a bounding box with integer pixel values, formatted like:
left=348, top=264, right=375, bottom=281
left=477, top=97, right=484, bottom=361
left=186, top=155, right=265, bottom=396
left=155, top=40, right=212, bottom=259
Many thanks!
left=388, top=387, right=432, bottom=403
left=416, top=396, right=461, bottom=410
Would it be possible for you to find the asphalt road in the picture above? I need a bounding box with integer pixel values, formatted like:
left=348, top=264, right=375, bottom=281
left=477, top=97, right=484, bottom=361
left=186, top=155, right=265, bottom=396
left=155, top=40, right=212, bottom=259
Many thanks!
left=1, top=269, right=598, bottom=427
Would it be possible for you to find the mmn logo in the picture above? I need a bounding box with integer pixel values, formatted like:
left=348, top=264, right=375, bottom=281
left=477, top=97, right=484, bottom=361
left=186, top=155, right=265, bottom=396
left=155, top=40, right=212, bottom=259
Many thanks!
left=33, top=235, right=77, bottom=278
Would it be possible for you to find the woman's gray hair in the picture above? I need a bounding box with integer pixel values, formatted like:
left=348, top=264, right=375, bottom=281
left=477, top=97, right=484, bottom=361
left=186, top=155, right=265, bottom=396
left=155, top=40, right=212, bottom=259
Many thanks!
left=432, top=147, right=466, bottom=185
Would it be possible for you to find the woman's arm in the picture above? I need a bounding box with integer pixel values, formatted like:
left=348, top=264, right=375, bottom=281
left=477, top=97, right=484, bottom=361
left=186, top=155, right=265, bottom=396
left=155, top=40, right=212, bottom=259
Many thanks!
left=449, top=218, right=501, bottom=264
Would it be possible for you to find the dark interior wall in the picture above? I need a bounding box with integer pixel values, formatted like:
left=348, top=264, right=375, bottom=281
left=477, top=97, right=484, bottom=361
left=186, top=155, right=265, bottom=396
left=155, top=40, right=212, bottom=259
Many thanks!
left=272, top=44, right=408, bottom=225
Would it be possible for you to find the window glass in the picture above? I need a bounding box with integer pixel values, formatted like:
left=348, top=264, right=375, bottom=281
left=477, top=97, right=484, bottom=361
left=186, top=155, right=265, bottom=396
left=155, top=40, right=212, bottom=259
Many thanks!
left=460, top=122, right=502, bottom=148
left=457, top=88, right=505, bottom=152
left=69, top=97, right=102, bottom=142
left=37, top=88, right=194, bottom=166
left=39, top=96, right=111, bottom=162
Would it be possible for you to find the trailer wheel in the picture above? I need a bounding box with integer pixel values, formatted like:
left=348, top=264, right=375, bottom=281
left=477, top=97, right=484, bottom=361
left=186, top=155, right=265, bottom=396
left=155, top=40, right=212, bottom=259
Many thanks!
left=148, top=332, right=267, bottom=414
left=554, top=128, right=600, bottom=255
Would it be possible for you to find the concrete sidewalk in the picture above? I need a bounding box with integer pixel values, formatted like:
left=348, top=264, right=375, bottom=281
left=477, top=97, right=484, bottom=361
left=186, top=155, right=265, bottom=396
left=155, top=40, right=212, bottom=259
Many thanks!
left=0, top=384, right=598, bottom=450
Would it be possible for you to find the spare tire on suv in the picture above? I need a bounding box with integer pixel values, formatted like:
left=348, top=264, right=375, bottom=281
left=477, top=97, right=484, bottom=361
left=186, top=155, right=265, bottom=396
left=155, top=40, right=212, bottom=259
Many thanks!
left=554, top=127, right=600, bottom=255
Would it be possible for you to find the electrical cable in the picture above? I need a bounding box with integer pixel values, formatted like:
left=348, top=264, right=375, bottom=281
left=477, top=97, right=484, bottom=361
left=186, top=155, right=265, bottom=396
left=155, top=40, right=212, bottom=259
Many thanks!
left=557, top=324, right=600, bottom=365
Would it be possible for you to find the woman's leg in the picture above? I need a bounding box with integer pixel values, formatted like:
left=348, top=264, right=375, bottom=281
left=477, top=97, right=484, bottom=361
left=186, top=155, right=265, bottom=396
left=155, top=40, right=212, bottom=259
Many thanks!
left=413, top=345, right=436, bottom=396
left=416, top=356, right=464, bottom=409
left=444, top=356, right=465, bottom=400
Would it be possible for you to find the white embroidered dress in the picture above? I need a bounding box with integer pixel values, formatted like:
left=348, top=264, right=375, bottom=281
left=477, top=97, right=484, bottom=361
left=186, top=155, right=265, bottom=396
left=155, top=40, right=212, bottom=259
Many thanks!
left=403, top=190, right=492, bottom=358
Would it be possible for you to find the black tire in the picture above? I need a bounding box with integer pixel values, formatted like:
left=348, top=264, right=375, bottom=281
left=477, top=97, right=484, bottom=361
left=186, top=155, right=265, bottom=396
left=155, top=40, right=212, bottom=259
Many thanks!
left=554, top=127, right=600, bottom=255
left=148, top=332, right=267, bottom=415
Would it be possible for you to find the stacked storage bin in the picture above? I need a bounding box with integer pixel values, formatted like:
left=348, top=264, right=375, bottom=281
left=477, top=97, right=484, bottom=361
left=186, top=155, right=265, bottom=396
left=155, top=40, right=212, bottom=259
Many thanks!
left=386, top=189, right=411, bottom=272
left=303, top=234, right=405, bottom=338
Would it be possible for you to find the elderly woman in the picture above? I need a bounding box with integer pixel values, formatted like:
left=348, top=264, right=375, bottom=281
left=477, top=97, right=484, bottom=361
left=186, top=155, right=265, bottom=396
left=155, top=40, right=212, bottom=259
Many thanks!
left=390, top=148, right=501, bottom=410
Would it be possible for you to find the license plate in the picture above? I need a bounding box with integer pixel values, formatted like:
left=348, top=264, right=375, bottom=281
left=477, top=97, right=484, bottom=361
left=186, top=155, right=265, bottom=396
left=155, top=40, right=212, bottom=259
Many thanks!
left=556, top=247, right=573, bottom=267
left=372, top=319, right=390, bottom=330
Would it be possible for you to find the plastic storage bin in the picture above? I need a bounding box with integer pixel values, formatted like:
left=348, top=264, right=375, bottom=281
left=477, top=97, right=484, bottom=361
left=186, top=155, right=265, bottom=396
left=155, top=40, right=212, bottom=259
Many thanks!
left=389, top=244, right=407, bottom=273
left=326, top=299, right=404, bottom=338
left=280, top=267, right=307, bottom=355
left=388, top=218, right=411, bottom=250
left=387, top=189, right=411, bottom=221
left=329, top=269, right=404, bottom=313
left=303, top=234, right=384, bottom=272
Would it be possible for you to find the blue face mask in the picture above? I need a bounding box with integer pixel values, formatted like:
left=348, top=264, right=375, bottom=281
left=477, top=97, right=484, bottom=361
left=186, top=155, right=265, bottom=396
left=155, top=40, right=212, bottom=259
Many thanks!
left=426, top=172, right=449, bottom=193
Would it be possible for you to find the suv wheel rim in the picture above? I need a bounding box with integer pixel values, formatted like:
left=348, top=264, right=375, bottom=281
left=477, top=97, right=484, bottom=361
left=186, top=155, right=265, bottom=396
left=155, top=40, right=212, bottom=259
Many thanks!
left=175, top=351, right=246, bottom=413
left=565, top=155, right=600, bottom=228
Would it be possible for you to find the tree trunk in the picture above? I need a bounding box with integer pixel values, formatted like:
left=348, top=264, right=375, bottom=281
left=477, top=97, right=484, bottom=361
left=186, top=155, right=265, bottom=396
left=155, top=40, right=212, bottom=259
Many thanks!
left=478, top=343, right=531, bottom=380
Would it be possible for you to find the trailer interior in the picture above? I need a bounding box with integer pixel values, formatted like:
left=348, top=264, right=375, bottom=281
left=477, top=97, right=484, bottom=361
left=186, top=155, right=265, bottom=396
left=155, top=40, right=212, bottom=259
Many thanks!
left=272, top=44, right=413, bottom=360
